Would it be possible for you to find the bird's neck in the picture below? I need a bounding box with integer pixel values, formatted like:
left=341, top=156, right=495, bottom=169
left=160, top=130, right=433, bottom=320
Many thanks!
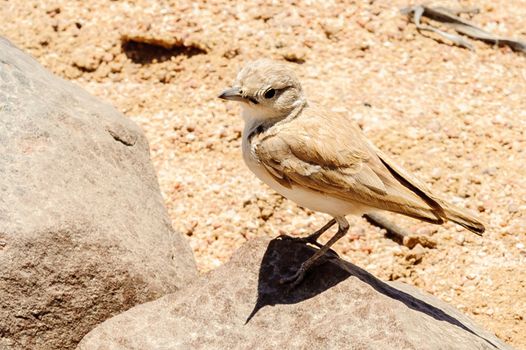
left=241, top=98, right=307, bottom=140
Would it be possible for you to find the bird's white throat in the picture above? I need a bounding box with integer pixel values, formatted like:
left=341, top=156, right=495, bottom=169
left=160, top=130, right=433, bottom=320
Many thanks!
left=240, top=97, right=307, bottom=127
left=240, top=104, right=278, bottom=124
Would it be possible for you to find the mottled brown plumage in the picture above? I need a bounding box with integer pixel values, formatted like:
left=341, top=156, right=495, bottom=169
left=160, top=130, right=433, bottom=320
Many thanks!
left=253, top=108, right=484, bottom=233
left=219, top=59, right=484, bottom=286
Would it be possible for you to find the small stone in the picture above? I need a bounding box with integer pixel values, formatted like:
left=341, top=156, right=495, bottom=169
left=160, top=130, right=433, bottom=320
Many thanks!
left=482, top=200, right=495, bottom=212
left=72, top=49, right=102, bottom=72
left=415, top=226, right=438, bottom=236
left=427, top=120, right=441, bottom=132
left=281, top=46, right=307, bottom=64
left=63, top=66, right=82, bottom=79
left=223, top=48, right=240, bottom=59
left=445, top=127, right=460, bottom=138
left=186, top=80, right=199, bottom=89
left=403, top=235, right=437, bottom=249
left=466, top=273, right=478, bottom=280
left=482, top=167, right=497, bottom=176
left=102, top=52, right=114, bottom=62
left=109, top=62, right=123, bottom=73
left=205, top=140, right=214, bottom=150
left=405, top=243, right=426, bottom=264
left=93, top=63, right=111, bottom=80
left=217, top=127, right=228, bottom=138
left=360, top=246, right=373, bottom=254
left=430, top=168, right=442, bottom=180
left=320, top=19, right=343, bottom=39
left=508, top=203, right=519, bottom=213
left=492, top=115, right=507, bottom=125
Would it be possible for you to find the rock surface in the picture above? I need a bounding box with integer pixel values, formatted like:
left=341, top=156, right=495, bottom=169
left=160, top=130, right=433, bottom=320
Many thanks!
left=0, top=37, right=197, bottom=350
left=78, top=237, right=512, bottom=350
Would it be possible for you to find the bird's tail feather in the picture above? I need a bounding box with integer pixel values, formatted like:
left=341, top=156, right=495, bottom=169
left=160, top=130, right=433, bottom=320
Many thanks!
left=442, top=203, right=485, bottom=235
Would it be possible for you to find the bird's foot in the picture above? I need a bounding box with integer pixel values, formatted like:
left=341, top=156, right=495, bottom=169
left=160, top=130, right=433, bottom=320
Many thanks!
left=279, top=254, right=332, bottom=289
left=279, top=265, right=307, bottom=288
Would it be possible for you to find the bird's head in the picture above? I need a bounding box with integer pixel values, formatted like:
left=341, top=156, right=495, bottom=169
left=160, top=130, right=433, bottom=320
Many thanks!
left=219, top=59, right=306, bottom=121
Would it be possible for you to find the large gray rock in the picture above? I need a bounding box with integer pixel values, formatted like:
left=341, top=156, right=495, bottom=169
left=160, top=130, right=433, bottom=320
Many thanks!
left=78, top=237, right=512, bottom=350
left=0, top=37, right=197, bottom=349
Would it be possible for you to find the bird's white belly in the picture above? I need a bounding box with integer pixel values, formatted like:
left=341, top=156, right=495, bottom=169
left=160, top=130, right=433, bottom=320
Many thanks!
left=243, top=150, right=367, bottom=217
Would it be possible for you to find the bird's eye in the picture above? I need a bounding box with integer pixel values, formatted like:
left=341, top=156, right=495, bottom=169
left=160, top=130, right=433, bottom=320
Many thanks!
left=264, top=88, right=276, bottom=99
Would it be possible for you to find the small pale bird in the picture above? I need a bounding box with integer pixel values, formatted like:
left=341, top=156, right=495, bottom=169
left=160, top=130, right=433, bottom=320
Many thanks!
left=219, top=59, right=484, bottom=287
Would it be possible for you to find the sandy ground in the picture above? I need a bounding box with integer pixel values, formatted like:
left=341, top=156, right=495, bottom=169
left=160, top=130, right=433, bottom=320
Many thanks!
left=2, top=0, right=525, bottom=348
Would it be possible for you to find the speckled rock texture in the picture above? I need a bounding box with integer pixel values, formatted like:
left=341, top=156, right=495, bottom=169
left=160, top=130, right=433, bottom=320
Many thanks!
left=78, top=237, right=512, bottom=350
left=0, top=37, right=197, bottom=350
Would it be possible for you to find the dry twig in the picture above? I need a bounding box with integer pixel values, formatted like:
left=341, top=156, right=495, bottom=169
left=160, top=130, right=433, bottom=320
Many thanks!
left=401, top=5, right=526, bottom=53
left=363, top=213, right=412, bottom=245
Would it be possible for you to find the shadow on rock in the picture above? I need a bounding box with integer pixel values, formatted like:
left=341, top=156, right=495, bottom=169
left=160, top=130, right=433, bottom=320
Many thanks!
left=247, top=236, right=500, bottom=349
left=246, top=236, right=350, bottom=323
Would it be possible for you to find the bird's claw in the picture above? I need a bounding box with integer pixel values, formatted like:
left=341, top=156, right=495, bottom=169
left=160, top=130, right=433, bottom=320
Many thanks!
left=279, top=267, right=306, bottom=289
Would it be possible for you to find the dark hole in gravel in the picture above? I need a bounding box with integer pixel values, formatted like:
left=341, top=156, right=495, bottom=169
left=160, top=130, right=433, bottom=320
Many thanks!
left=121, top=40, right=206, bottom=64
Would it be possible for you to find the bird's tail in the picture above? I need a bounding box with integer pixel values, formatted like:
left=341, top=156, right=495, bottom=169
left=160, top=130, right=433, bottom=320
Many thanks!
left=442, top=202, right=485, bottom=235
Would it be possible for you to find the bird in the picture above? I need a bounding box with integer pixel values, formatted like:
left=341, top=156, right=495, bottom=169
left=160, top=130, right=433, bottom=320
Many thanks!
left=218, top=59, right=485, bottom=287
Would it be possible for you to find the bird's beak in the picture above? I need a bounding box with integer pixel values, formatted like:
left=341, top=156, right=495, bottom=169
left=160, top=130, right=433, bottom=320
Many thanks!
left=218, top=87, right=245, bottom=102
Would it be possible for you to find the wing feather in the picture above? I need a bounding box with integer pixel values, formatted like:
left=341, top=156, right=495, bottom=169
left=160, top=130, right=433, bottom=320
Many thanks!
left=254, top=107, right=444, bottom=223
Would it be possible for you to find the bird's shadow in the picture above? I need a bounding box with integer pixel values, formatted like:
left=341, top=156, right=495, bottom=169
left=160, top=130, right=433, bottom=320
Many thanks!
left=246, top=236, right=501, bottom=349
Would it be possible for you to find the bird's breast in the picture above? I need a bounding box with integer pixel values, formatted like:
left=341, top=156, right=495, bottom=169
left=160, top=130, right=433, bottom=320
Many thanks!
left=241, top=134, right=367, bottom=217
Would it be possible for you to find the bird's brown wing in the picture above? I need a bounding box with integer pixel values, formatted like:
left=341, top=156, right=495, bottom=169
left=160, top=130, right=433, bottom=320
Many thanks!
left=254, top=107, right=446, bottom=224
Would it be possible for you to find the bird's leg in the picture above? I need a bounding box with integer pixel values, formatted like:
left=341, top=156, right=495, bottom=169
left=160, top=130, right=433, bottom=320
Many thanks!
left=280, top=217, right=349, bottom=288
left=304, top=218, right=337, bottom=245
left=278, top=218, right=336, bottom=247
